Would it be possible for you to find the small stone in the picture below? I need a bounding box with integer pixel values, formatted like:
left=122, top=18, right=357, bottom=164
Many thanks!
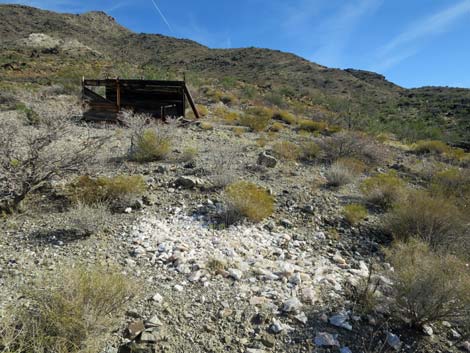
left=289, top=273, right=302, bottom=285
left=280, top=219, right=293, bottom=229
left=302, top=205, right=314, bottom=214
left=462, top=341, right=470, bottom=352
left=294, top=312, right=308, bottom=324
left=124, top=207, right=132, bottom=214
left=282, top=297, right=302, bottom=313
left=189, top=270, right=202, bottom=282
left=127, top=320, right=145, bottom=339
left=249, top=296, right=267, bottom=306
left=174, top=284, right=184, bottom=292
left=423, top=324, right=433, bottom=336
left=257, top=151, right=277, bottom=168
left=329, top=313, right=352, bottom=331
left=174, top=176, right=201, bottom=189
left=386, top=332, right=402, bottom=351
left=260, top=333, right=276, bottom=347
left=152, top=293, right=163, bottom=303
left=340, top=347, right=352, bottom=353
left=140, top=331, right=157, bottom=343
left=228, top=268, right=243, bottom=280
left=314, top=332, right=340, bottom=347
left=145, top=316, right=162, bottom=327
left=270, top=319, right=284, bottom=334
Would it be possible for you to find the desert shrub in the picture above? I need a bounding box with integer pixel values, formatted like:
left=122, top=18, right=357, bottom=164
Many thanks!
left=225, top=181, right=274, bottom=222
left=272, top=110, right=297, bottom=125
left=413, top=140, right=449, bottom=155
left=207, top=146, right=237, bottom=189
left=319, top=131, right=386, bottom=165
left=256, top=135, right=268, bottom=147
left=272, top=140, right=301, bottom=161
left=0, top=265, right=135, bottom=353
left=297, top=119, right=328, bottom=133
left=343, top=204, right=368, bottom=224
left=16, top=102, right=40, bottom=125
left=386, top=240, right=470, bottom=328
left=325, top=161, right=357, bottom=187
left=0, top=104, right=106, bottom=213
left=336, top=157, right=368, bottom=174
left=270, top=122, right=285, bottom=132
left=214, top=106, right=240, bottom=124
left=181, top=146, right=198, bottom=162
left=199, top=122, right=214, bottom=130
left=67, top=202, right=109, bottom=237
left=238, top=106, right=273, bottom=132
left=130, top=128, right=171, bottom=162
left=300, top=141, right=321, bottom=161
left=430, top=168, right=470, bottom=211
left=360, top=172, right=405, bottom=210
left=386, top=191, right=467, bottom=251
left=68, top=175, right=146, bottom=207
left=233, top=126, right=245, bottom=137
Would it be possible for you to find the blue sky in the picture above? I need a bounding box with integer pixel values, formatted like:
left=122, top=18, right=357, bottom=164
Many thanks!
left=2, top=0, right=470, bottom=88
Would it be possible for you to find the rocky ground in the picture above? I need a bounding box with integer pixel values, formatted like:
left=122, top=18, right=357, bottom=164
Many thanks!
left=0, top=104, right=469, bottom=353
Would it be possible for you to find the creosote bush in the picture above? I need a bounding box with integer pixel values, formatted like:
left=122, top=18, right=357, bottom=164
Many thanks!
left=343, top=204, right=368, bottom=224
left=272, top=140, right=301, bottom=161
left=360, top=172, right=405, bottom=210
left=386, top=191, right=467, bottom=252
left=68, top=175, right=146, bottom=207
left=130, top=128, right=171, bottom=162
left=320, top=131, right=386, bottom=165
left=297, top=119, right=328, bottom=133
left=386, top=240, right=470, bottom=328
left=0, top=265, right=136, bottom=353
left=272, top=110, right=297, bottom=125
left=225, top=181, right=274, bottom=222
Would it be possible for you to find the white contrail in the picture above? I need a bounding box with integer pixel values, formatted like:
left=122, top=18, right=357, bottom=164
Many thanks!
left=149, top=0, right=173, bottom=33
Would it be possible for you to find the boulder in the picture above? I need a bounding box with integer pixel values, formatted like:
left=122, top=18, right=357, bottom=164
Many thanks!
left=257, top=151, right=277, bottom=168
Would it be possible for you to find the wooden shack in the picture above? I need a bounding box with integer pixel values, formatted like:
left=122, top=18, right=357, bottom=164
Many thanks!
left=82, top=78, right=199, bottom=121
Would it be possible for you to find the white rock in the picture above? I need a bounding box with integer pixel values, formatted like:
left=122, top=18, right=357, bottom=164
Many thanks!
left=329, top=313, right=352, bottom=331
left=270, top=319, right=284, bottom=334
left=152, top=293, right=163, bottom=303
left=282, top=297, right=302, bottom=313
left=228, top=268, right=243, bottom=280
left=174, top=284, right=184, bottom=292
left=386, top=332, right=402, bottom=351
left=125, top=207, right=132, bottom=214
left=314, top=332, right=340, bottom=347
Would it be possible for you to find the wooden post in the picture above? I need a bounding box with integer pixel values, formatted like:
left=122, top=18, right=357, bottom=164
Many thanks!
left=116, top=78, right=121, bottom=111
left=184, top=83, right=200, bottom=119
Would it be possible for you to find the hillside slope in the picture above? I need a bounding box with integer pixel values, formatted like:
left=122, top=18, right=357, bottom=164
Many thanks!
left=0, top=4, right=469, bottom=147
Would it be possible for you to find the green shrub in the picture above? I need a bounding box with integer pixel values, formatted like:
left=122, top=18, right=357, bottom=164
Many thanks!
left=361, top=172, right=405, bottom=210
left=239, top=107, right=273, bottom=132
left=273, top=110, right=297, bottom=125
left=430, top=168, right=470, bottom=212
left=272, top=140, right=301, bottom=161
left=386, top=240, right=470, bottom=328
left=413, top=140, right=449, bottom=155
left=386, top=191, right=466, bottom=251
left=225, top=181, right=274, bottom=222
left=130, top=128, right=171, bottom=162
left=67, top=202, right=109, bottom=236
left=297, top=119, right=328, bottom=133
left=336, top=157, right=368, bottom=175
left=343, top=204, right=368, bottom=224
left=68, top=175, right=146, bottom=206
left=300, top=141, right=321, bottom=161
left=269, top=122, right=285, bottom=132
left=0, top=265, right=135, bottom=353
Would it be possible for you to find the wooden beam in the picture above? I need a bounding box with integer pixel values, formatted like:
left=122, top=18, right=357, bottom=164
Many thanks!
left=184, top=83, right=200, bottom=119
